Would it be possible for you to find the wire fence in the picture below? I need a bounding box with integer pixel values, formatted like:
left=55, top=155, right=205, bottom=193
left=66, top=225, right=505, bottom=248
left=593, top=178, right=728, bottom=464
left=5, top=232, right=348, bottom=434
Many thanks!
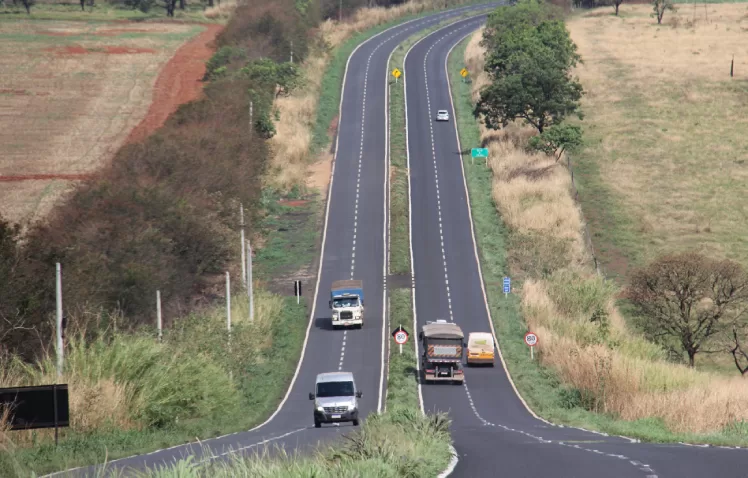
left=565, top=155, right=604, bottom=278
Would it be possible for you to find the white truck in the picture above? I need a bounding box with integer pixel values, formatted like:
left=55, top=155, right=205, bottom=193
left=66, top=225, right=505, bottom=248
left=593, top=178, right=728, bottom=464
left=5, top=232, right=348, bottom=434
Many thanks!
left=329, top=280, right=364, bottom=329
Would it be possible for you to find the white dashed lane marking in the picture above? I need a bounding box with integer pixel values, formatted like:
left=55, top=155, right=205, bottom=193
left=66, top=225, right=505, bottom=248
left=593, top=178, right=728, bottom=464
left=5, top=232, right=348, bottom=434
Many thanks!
left=418, top=20, right=659, bottom=478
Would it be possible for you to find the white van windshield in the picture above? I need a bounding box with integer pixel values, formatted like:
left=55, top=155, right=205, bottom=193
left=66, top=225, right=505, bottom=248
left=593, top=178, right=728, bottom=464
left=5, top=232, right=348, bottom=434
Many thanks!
left=317, top=381, right=355, bottom=397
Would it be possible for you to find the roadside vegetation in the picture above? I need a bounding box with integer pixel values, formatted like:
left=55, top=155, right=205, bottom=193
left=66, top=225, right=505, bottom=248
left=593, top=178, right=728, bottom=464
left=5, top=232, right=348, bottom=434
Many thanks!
left=451, top=0, right=748, bottom=446
left=0, top=0, right=479, bottom=475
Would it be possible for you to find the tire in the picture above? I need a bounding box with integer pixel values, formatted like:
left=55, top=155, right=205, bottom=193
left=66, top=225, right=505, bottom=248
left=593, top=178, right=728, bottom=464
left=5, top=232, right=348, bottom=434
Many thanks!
left=315, top=419, right=321, bottom=428
left=352, top=419, right=359, bottom=426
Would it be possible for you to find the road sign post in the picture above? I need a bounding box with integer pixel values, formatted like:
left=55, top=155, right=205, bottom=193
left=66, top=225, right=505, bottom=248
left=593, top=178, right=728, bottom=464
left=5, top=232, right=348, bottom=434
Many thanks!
left=392, top=325, right=409, bottom=355
left=503, top=276, right=511, bottom=298
left=392, top=68, right=401, bottom=84
left=524, top=332, right=538, bottom=360
left=471, top=147, right=488, bottom=166
left=294, top=280, right=302, bottom=304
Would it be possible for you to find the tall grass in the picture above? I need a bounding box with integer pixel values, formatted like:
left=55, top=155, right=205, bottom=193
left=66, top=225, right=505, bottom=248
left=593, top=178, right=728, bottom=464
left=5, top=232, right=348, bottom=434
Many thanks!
left=0, top=291, right=307, bottom=476
left=458, top=25, right=748, bottom=440
left=269, top=0, right=488, bottom=192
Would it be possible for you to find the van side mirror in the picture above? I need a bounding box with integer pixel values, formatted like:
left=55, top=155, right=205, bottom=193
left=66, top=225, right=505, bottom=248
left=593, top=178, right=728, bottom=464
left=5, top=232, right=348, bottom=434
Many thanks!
left=463, top=342, right=468, bottom=348
left=309, top=393, right=315, bottom=400
left=328, top=300, right=332, bottom=309
left=361, top=300, right=364, bottom=307
left=356, top=391, right=362, bottom=398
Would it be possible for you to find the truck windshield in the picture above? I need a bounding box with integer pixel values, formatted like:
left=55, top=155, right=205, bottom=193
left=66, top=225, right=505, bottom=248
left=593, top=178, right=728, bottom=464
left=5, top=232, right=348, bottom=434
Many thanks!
left=317, top=381, right=355, bottom=397
left=332, top=297, right=358, bottom=308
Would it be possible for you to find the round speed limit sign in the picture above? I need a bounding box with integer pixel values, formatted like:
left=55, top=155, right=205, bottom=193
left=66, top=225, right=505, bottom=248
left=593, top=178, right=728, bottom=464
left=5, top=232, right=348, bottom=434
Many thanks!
left=394, top=331, right=409, bottom=345
left=524, top=332, right=538, bottom=347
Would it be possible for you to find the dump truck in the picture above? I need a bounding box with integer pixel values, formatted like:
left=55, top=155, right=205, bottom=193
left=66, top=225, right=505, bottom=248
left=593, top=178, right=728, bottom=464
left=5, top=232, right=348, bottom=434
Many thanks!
left=419, top=320, right=464, bottom=384
left=329, top=280, right=364, bottom=329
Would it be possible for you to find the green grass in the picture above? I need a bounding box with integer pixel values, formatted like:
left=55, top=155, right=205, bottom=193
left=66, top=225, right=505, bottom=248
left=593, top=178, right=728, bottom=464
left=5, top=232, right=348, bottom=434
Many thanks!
left=0, top=2, right=224, bottom=23
left=312, top=0, right=496, bottom=157
left=386, top=7, right=494, bottom=275
left=386, top=289, right=420, bottom=411
left=447, top=32, right=748, bottom=448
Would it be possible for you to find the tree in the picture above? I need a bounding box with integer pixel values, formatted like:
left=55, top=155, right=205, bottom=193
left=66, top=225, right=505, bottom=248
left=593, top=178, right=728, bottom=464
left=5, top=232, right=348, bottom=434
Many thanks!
left=628, top=252, right=748, bottom=367
left=729, top=326, right=748, bottom=376
left=528, top=123, right=583, bottom=161
left=20, top=0, right=34, bottom=14
left=474, top=23, right=584, bottom=133
left=612, top=0, right=623, bottom=15
left=652, top=0, right=675, bottom=24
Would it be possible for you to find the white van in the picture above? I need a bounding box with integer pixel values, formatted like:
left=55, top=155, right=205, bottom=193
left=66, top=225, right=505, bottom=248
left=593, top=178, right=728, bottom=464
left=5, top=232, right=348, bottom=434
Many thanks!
left=309, top=371, right=362, bottom=428
left=466, top=332, right=495, bottom=366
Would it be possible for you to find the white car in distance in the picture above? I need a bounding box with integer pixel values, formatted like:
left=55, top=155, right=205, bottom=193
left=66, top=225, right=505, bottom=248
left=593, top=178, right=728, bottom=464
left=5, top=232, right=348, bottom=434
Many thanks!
left=436, top=110, right=449, bottom=121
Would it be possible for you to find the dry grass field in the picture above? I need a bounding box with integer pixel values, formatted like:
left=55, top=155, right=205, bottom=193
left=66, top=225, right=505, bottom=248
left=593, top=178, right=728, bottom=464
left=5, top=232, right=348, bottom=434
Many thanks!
left=464, top=14, right=748, bottom=435
left=0, top=21, right=204, bottom=226
left=566, top=4, right=748, bottom=279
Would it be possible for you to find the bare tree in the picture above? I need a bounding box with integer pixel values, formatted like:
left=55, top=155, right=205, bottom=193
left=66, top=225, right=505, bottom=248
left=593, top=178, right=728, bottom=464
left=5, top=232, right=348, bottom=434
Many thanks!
left=628, top=252, right=748, bottom=367
left=652, top=0, right=675, bottom=25
left=729, top=326, right=748, bottom=376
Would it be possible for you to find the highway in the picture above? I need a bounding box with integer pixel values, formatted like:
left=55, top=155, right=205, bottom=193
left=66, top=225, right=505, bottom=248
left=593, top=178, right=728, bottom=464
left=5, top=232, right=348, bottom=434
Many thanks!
left=43, top=4, right=498, bottom=477
left=403, top=14, right=748, bottom=478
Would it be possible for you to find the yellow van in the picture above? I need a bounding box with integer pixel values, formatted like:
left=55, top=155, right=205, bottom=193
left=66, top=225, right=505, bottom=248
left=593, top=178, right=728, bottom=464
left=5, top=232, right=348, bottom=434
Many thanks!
left=466, top=332, right=495, bottom=366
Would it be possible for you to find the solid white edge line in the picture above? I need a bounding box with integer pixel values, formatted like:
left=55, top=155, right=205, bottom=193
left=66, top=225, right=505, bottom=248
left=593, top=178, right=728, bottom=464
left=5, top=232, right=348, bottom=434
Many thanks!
left=403, top=27, right=425, bottom=418
left=41, top=6, right=497, bottom=478
left=443, top=25, right=550, bottom=424
left=404, top=13, right=488, bottom=419
left=378, top=30, right=391, bottom=415
left=437, top=445, right=461, bottom=478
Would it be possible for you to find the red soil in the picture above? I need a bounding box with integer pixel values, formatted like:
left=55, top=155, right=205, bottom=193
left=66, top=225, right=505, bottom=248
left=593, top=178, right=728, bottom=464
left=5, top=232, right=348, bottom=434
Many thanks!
left=125, top=23, right=223, bottom=144
left=8, top=23, right=223, bottom=182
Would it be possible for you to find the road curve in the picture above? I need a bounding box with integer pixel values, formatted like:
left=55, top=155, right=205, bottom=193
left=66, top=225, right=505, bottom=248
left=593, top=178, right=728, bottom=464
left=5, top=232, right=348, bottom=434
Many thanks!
left=42, top=4, right=497, bottom=477
left=403, top=15, right=748, bottom=478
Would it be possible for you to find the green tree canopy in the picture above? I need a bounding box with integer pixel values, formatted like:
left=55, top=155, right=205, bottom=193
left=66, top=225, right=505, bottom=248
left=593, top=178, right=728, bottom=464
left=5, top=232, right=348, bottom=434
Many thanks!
left=474, top=22, right=584, bottom=133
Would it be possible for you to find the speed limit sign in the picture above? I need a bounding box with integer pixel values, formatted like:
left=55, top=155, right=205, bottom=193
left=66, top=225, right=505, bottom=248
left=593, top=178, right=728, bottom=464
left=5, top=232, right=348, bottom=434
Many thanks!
left=394, top=331, right=409, bottom=345
left=524, top=332, right=538, bottom=347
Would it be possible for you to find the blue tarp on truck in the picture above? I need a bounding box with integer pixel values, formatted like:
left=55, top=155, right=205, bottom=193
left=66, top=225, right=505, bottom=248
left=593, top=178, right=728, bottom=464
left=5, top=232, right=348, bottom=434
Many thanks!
left=330, top=280, right=364, bottom=304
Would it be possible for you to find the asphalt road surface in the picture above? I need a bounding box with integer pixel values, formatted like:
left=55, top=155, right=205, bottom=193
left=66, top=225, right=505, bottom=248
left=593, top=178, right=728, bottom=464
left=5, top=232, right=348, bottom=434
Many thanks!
left=42, top=4, right=499, bottom=477
left=403, top=14, right=748, bottom=478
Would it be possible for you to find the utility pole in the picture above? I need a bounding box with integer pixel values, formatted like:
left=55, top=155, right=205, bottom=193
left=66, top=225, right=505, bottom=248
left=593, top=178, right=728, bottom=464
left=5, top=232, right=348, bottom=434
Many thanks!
left=226, top=271, right=232, bottom=381
left=249, top=101, right=253, bottom=135
left=55, top=263, right=63, bottom=379
left=246, top=239, right=254, bottom=322
left=156, top=290, right=162, bottom=343
left=290, top=40, right=293, bottom=64
left=240, top=204, right=247, bottom=287
left=339, top=0, right=342, bottom=22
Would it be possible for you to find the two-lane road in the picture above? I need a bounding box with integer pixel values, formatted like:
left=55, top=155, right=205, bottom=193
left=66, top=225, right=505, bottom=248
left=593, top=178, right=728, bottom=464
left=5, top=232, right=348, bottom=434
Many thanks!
left=44, top=4, right=498, bottom=477
left=403, top=15, right=748, bottom=478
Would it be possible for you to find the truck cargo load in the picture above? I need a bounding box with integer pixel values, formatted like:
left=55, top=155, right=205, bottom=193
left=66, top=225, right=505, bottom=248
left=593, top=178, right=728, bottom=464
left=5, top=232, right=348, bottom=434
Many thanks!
left=419, top=320, right=464, bottom=384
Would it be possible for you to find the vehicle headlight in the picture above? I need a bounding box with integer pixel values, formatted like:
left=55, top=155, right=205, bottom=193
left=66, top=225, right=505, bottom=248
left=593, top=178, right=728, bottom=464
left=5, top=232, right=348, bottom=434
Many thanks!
left=317, top=406, right=325, bottom=412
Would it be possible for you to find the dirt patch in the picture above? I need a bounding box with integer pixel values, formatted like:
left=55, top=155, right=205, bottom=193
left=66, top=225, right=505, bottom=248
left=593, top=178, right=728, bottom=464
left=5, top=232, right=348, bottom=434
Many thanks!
left=279, top=199, right=310, bottom=207
left=306, top=153, right=333, bottom=196
left=0, top=89, right=30, bottom=96
left=0, top=174, right=94, bottom=182
left=126, top=24, right=223, bottom=144
left=94, top=28, right=161, bottom=36
left=37, top=30, right=78, bottom=37
left=44, top=45, right=157, bottom=55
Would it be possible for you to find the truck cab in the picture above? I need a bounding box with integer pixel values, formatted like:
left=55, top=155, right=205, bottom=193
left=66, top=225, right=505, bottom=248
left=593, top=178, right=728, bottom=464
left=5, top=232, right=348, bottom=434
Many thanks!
left=329, top=280, right=364, bottom=329
left=309, top=371, right=362, bottom=428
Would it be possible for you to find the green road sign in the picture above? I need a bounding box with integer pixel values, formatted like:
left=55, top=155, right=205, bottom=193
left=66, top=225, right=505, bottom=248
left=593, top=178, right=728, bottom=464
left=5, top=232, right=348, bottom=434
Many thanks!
left=471, top=148, right=489, bottom=158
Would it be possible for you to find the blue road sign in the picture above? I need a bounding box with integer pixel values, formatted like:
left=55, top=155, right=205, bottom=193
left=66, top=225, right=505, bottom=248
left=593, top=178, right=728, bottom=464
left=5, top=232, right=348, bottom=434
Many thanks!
left=503, top=277, right=511, bottom=294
